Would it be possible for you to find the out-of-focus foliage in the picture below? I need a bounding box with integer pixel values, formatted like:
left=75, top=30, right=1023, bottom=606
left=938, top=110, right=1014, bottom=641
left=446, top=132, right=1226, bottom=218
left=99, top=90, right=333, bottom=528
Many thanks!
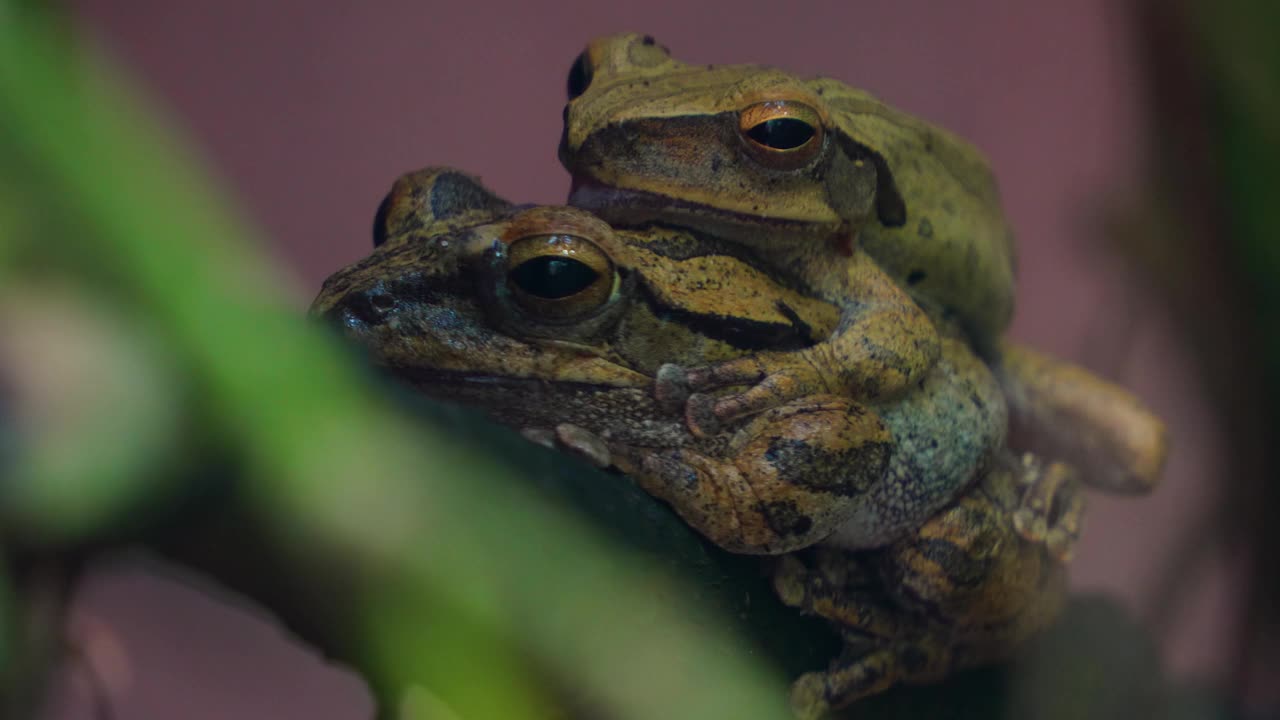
left=0, top=0, right=1272, bottom=716
left=1118, top=0, right=1280, bottom=707
left=1192, top=0, right=1280, bottom=697
left=0, top=4, right=794, bottom=718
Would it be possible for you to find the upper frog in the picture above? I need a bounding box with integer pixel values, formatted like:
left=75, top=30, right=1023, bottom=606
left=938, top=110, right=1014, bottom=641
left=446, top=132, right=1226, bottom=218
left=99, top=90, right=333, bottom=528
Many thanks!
left=558, top=32, right=1016, bottom=352
left=313, top=168, right=1007, bottom=552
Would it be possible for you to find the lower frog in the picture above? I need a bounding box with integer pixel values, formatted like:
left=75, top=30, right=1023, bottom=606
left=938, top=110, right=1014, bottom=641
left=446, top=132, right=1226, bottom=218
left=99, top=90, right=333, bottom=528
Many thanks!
left=312, top=168, right=1082, bottom=713
left=775, top=453, right=1074, bottom=718
left=313, top=168, right=1032, bottom=555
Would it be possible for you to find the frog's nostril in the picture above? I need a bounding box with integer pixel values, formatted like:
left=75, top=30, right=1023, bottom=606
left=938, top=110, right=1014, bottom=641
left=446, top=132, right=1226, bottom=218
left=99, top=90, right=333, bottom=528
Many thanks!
left=336, top=288, right=395, bottom=329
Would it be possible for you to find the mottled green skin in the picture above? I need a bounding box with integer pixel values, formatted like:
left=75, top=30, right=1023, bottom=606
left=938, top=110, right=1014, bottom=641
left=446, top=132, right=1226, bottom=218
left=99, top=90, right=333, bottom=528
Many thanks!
left=313, top=168, right=1005, bottom=552
left=834, top=337, right=1006, bottom=548
left=560, top=33, right=1016, bottom=352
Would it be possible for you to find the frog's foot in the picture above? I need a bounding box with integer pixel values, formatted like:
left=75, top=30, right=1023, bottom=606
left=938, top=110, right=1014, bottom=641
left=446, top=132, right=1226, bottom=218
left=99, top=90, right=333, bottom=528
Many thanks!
left=773, top=552, right=908, bottom=715
left=772, top=552, right=884, bottom=622
left=655, top=358, right=825, bottom=437
left=789, top=649, right=907, bottom=719
left=1012, top=454, right=1084, bottom=562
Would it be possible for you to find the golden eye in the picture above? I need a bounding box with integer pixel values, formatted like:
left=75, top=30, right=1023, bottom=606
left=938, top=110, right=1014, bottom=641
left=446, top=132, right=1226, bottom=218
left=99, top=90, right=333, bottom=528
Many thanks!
left=737, top=100, right=824, bottom=169
left=504, top=232, right=617, bottom=321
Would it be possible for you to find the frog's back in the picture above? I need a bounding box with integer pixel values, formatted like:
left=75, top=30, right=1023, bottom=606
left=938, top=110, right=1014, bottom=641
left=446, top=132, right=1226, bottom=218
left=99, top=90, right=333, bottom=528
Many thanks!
left=811, top=79, right=1016, bottom=350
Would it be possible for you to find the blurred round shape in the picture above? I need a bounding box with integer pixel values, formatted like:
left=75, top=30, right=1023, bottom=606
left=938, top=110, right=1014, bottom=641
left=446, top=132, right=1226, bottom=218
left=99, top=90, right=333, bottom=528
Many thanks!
left=0, top=283, right=184, bottom=545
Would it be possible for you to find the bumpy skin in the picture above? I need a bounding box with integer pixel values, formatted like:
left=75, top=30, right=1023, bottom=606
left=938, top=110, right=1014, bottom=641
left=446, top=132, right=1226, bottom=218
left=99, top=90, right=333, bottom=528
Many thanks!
left=559, top=32, right=1015, bottom=353
left=310, top=168, right=1123, bottom=708
left=313, top=168, right=1004, bottom=554
left=561, top=35, right=945, bottom=428
left=558, top=32, right=1168, bottom=506
left=774, top=453, right=1072, bottom=719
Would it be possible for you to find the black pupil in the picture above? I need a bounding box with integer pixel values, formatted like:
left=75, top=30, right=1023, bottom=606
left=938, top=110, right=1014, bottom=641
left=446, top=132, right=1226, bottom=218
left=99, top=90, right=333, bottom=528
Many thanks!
left=747, top=118, right=815, bottom=150
left=567, top=52, right=592, bottom=100
left=510, top=256, right=598, bottom=299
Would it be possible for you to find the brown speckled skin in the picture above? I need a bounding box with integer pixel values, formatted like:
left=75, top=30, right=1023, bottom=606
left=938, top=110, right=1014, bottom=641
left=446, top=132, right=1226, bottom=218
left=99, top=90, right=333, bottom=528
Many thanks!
left=309, top=168, right=1101, bottom=711
left=312, top=168, right=1004, bottom=554
left=775, top=453, right=1071, bottom=718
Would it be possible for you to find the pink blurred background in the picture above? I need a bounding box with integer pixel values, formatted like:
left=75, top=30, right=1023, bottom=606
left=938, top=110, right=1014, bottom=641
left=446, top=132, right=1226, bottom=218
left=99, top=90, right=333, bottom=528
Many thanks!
left=48, top=1, right=1230, bottom=717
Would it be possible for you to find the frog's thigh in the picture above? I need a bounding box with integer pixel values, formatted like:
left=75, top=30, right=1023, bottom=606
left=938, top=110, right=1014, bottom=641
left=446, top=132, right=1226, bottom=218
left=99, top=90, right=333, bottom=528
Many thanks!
left=615, top=397, right=891, bottom=554
left=997, top=342, right=1167, bottom=494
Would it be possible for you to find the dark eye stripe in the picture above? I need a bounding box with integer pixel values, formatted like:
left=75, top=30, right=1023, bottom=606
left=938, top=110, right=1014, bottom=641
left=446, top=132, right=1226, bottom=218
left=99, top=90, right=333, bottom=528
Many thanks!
left=636, top=284, right=816, bottom=351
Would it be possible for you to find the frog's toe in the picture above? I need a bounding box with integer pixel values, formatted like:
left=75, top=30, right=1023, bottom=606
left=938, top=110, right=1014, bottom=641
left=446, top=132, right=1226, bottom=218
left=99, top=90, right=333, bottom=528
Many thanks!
left=770, top=554, right=810, bottom=608
left=684, top=393, right=724, bottom=438
left=552, top=423, right=613, bottom=468
left=1013, top=454, right=1084, bottom=562
left=1011, top=506, right=1048, bottom=542
left=654, top=363, right=692, bottom=413
left=706, top=372, right=805, bottom=425
left=788, top=672, right=831, bottom=720
left=519, top=427, right=558, bottom=449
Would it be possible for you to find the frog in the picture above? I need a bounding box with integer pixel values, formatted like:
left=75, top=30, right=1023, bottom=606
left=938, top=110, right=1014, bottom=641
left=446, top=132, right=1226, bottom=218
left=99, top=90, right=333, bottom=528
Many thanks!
left=313, top=167, right=1042, bottom=553
left=558, top=33, right=1167, bottom=501
left=311, top=167, right=1081, bottom=714
left=559, top=32, right=1013, bottom=350
left=774, top=452, right=1073, bottom=718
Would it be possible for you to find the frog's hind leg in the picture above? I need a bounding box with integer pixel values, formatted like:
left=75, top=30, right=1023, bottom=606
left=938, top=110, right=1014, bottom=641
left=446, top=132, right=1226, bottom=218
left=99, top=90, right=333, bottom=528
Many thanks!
left=773, top=551, right=952, bottom=718
left=996, top=342, right=1167, bottom=495
left=1011, top=454, right=1085, bottom=562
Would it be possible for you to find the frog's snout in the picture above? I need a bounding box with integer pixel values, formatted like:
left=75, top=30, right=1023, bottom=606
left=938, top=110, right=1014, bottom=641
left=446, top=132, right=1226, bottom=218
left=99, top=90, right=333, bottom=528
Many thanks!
left=323, top=282, right=398, bottom=334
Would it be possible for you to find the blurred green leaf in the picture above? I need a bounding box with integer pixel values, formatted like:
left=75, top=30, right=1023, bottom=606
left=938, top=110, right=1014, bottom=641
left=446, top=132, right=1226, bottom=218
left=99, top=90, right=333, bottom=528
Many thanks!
left=0, top=5, right=793, bottom=718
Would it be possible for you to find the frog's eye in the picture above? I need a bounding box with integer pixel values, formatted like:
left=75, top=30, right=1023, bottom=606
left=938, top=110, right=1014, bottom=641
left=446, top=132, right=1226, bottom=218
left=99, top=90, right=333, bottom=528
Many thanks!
left=738, top=101, right=824, bottom=170
left=567, top=51, right=594, bottom=100
left=505, top=233, right=618, bottom=320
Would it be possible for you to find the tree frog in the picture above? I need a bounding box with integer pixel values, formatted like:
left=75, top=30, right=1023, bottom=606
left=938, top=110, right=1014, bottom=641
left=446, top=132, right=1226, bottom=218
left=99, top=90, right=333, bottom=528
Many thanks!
left=312, top=168, right=1085, bottom=715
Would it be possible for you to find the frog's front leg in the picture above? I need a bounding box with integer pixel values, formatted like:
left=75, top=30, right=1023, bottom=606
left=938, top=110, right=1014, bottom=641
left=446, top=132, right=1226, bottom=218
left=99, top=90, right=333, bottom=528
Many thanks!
left=611, top=396, right=893, bottom=554
left=657, top=250, right=940, bottom=435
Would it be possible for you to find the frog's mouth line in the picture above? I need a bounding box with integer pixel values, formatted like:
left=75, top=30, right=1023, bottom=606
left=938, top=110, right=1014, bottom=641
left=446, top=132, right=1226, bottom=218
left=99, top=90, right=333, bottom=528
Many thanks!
left=384, top=366, right=650, bottom=394
left=567, top=179, right=819, bottom=233
left=380, top=366, right=668, bottom=429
